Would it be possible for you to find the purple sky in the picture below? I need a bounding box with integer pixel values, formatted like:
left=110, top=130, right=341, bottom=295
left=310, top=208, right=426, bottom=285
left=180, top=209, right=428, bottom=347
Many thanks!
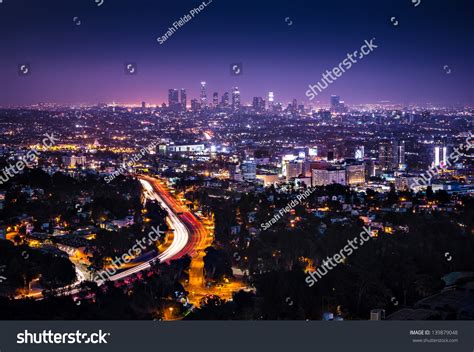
left=1, top=0, right=473, bottom=106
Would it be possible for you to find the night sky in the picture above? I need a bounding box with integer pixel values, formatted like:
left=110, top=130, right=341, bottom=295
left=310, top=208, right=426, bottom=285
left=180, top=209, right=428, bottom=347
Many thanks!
left=1, top=0, right=473, bottom=106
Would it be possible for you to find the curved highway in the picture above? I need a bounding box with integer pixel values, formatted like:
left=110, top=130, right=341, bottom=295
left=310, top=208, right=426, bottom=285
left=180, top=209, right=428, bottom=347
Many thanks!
left=23, top=176, right=208, bottom=299
left=106, top=176, right=207, bottom=282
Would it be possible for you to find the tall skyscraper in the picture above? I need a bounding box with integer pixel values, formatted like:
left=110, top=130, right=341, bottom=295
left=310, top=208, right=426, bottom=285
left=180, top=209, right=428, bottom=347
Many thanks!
left=330, top=95, right=340, bottom=113
left=268, top=92, right=274, bottom=111
left=252, top=97, right=265, bottom=112
left=330, top=95, right=347, bottom=114
left=394, top=140, right=406, bottom=169
left=180, top=88, right=187, bottom=110
left=168, top=89, right=179, bottom=110
left=191, top=99, right=200, bottom=111
left=434, top=146, right=440, bottom=166
left=212, top=92, right=218, bottom=107
left=241, top=159, right=257, bottom=181
left=200, top=81, right=207, bottom=107
left=221, top=92, right=229, bottom=107
left=434, top=145, right=448, bottom=166
left=378, top=140, right=393, bottom=171
left=355, top=146, right=365, bottom=160
left=346, top=163, right=366, bottom=185
left=379, top=140, right=405, bottom=171
left=232, top=87, right=240, bottom=111
left=253, top=97, right=259, bottom=111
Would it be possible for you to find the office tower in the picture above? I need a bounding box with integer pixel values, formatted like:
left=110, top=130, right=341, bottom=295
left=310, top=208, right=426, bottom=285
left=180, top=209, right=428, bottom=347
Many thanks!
left=339, top=100, right=347, bottom=113
left=308, top=147, right=318, bottom=157
left=168, top=89, right=179, bottom=110
left=355, top=146, right=365, bottom=160
left=141, top=101, right=146, bottom=109
left=330, top=95, right=340, bottom=113
left=221, top=92, right=229, bottom=107
left=284, top=161, right=303, bottom=179
left=252, top=97, right=265, bottom=112
left=200, top=81, right=207, bottom=107
left=229, top=163, right=242, bottom=182
left=320, top=110, right=331, bottom=121
left=378, top=140, right=393, bottom=171
left=366, top=160, right=376, bottom=178
left=292, top=99, right=297, bottom=112
left=434, top=146, right=440, bottom=166
left=191, top=99, right=200, bottom=111
left=346, top=163, right=366, bottom=185
left=379, top=140, right=405, bottom=171
left=268, top=92, right=274, bottom=111
left=252, top=97, right=259, bottom=111
left=434, top=145, right=448, bottom=166
left=232, top=87, right=240, bottom=111
left=312, top=166, right=346, bottom=186
left=180, top=88, right=187, bottom=110
left=394, top=140, right=405, bottom=169
left=329, top=95, right=347, bottom=114
left=241, top=159, right=256, bottom=181
left=212, top=92, right=218, bottom=107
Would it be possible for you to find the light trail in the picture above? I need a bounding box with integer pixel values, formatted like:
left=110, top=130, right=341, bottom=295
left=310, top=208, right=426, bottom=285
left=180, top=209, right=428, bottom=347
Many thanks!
left=106, top=177, right=201, bottom=281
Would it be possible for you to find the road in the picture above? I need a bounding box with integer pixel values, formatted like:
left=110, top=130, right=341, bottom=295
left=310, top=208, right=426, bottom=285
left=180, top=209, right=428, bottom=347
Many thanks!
left=108, top=176, right=246, bottom=306
left=18, top=175, right=243, bottom=305
left=106, top=176, right=208, bottom=282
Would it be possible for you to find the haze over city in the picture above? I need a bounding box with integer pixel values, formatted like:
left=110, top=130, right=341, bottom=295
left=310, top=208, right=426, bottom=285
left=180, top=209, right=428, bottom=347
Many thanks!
left=1, top=0, right=473, bottom=106
left=1, top=0, right=473, bottom=334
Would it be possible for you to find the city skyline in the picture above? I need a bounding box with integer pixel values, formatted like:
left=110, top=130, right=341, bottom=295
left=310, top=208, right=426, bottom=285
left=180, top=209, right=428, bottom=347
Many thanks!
left=0, top=0, right=473, bottom=106
left=0, top=0, right=473, bottom=328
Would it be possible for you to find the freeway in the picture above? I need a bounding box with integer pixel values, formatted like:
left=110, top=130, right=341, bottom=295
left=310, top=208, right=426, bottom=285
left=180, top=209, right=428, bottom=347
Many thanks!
left=106, top=176, right=208, bottom=282
left=20, top=176, right=214, bottom=301
left=108, top=176, right=246, bottom=307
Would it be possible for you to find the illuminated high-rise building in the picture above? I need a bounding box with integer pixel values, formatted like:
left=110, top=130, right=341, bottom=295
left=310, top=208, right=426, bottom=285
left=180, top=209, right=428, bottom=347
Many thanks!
left=252, top=97, right=265, bottom=112
left=268, top=92, right=274, bottom=110
left=212, top=92, right=218, bottom=107
left=346, top=163, right=366, bottom=185
left=395, top=140, right=406, bottom=169
left=168, top=89, right=179, bottom=110
left=284, top=160, right=303, bottom=179
left=330, top=95, right=340, bottom=113
left=180, top=88, right=187, bottom=110
left=355, top=146, right=365, bottom=160
left=200, top=81, right=207, bottom=107
left=312, top=166, right=346, bottom=186
left=379, top=140, right=405, bottom=171
left=434, top=146, right=440, bottom=166
left=221, top=92, right=229, bottom=107
left=434, top=145, right=448, bottom=166
left=379, top=140, right=393, bottom=171
left=241, top=159, right=256, bottom=181
left=330, top=95, right=347, bottom=114
left=232, top=87, right=240, bottom=111
left=191, top=99, right=200, bottom=111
